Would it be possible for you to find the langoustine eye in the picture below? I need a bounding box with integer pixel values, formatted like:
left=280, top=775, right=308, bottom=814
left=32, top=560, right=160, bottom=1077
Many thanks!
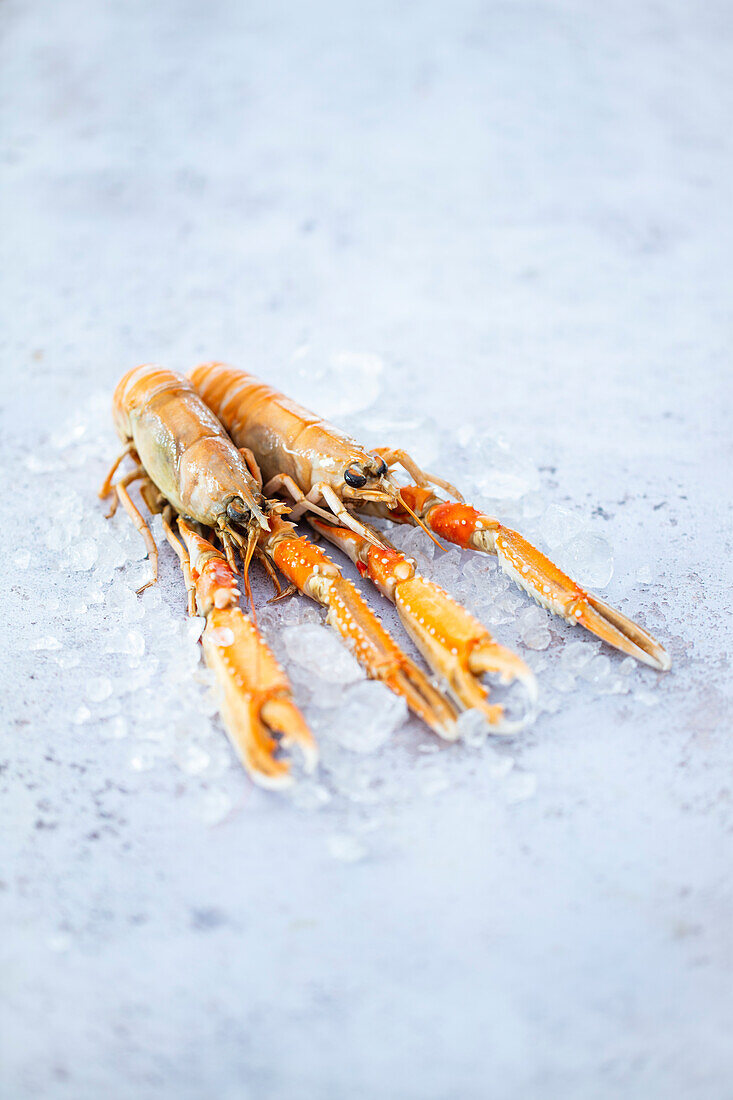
left=344, top=466, right=367, bottom=488
left=226, top=498, right=250, bottom=524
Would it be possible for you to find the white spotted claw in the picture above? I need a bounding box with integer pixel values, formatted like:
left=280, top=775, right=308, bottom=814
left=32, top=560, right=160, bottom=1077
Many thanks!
left=310, top=518, right=537, bottom=734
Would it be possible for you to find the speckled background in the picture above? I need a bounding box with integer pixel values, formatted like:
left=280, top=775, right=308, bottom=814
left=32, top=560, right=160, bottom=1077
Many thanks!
left=1, top=1, right=732, bottom=1098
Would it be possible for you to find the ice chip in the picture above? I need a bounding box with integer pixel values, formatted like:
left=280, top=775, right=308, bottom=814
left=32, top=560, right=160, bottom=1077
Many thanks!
left=391, top=524, right=435, bottom=567
left=86, top=676, right=113, bottom=702
left=207, top=626, right=234, bottom=647
left=185, top=617, right=206, bottom=643
left=282, top=624, right=363, bottom=683
left=599, top=675, right=629, bottom=696
left=125, top=630, right=146, bottom=658
left=540, top=504, right=584, bottom=549
left=69, top=539, right=98, bottom=572
left=456, top=708, right=489, bottom=748
left=13, top=550, right=31, bottom=570
left=431, top=548, right=462, bottom=590
left=499, top=590, right=524, bottom=614
left=560, top=532, right=614, bottom=589
left=333, top=681, right=406, bottom=753
left=560, top=640, right=599, bottom=672
left=519, top=605, right=551, bottom=650
left=522, top=626, right=551, bottom=651
left=581, top=655, right=612, bottom=684
left=462, top=556, right=493, bottom=592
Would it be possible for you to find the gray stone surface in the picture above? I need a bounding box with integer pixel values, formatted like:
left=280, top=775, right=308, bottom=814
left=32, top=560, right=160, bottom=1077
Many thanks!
left=1, top=1, right=731, bottom=1097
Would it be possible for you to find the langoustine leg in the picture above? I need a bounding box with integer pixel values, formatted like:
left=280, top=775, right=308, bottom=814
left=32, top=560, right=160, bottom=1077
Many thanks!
left=309, top=518, right=537, bottom=733
left=175, top=519, right=317, bottom=789
left=258, top=515, right=459, bottom=740
left=363, top=485, right=671, bottom=672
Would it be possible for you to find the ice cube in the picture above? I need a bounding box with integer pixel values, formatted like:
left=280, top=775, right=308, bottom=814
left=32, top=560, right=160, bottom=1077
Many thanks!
left=560, top=532, right=613, bottom=589
left=499, top=590, right=524, bottom=613
left=282, top=624, right=364, bottom=683
left=85, top=583, right=106, bottom=605
left=462, top=556, right=493, bottom=588
left=456, top=708, right=489, bottom=748
left=560, top=640, right=599, bottom=672
left=333, top=681, right=407, bottom=753
left=431, top=548, right=462, bottom=590
left=580, top=655, right=612, bottom=684
left=86, top=677, right=113, bottom=703
left=540, top=504, right=584, bottom=549
left=519, top=605, right=548, bottom=630
left=69, top=539, right=98, bottom=571
left=519, top=605, right=551, bottom=649
left=599, top=675, right=629, bottom=696
left=392, top=524, right=435, bottom=568
left=13, top=550, right=30, bottom=570
left=73, top=705, right=91, bottom=725
left=484, top=604, right=513, bottom=627
left=522, top=627, right=551, bottom=651
left=636, top=564, right=653, bottom=584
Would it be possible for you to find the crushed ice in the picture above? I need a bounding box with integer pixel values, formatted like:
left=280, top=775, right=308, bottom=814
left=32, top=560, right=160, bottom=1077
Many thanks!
left=13, top=378, right=666, bottom=850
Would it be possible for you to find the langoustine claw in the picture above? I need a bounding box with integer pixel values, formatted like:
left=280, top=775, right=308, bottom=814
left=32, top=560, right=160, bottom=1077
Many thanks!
left=382, top=487, right=672, bottom=672
left=176, top=518, right=317, bottom=789
left=309, top=518, right=537, bottom=733
left=259, top=515, right=459, bottom=740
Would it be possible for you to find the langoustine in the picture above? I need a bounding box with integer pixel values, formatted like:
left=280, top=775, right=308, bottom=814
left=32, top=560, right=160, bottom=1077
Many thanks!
left=189, top=361, right=670, bottom=674
left=100, top=364, right=315, bottom=788
left=102, top=366, right=463, bottom=785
